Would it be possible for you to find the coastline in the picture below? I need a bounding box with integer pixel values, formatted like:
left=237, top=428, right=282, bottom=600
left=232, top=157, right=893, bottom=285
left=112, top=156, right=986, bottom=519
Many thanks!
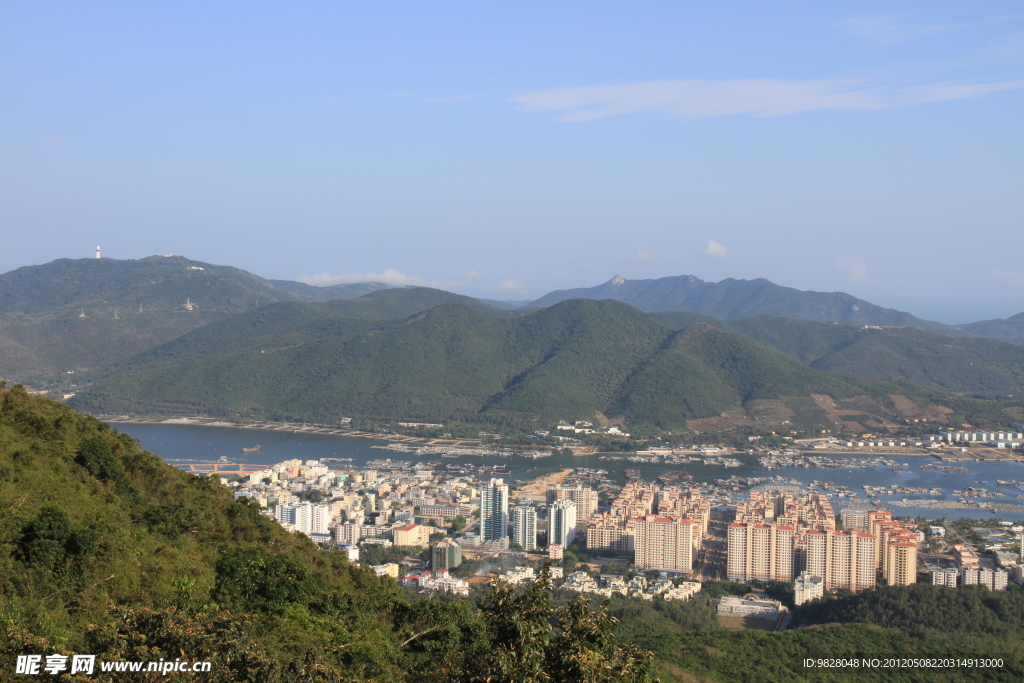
left=104, top=415, right=484, bottom=447
left=519, top=468, right=574, bottom=501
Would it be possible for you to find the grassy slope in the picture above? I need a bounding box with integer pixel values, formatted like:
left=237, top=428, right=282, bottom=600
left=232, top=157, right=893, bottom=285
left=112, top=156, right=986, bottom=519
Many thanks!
left=0, top=384, right=445, bottom=681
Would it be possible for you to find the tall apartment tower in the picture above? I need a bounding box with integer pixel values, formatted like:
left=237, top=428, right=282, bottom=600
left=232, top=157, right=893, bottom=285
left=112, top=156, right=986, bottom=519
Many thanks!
left=547, top=485, right=599, bottom=527
left=804, top=530, right=876, bottom=591
left=885, top=540, right=918, bottom=586
left=549, top=499, right=577, bottom=549
left=634, top=515, right=695, bottom=573
left=726, top=522, right=796, bottom=582
left=512, top=505, right=538, bottom=551
left=480, top=478, right=509, bottom=542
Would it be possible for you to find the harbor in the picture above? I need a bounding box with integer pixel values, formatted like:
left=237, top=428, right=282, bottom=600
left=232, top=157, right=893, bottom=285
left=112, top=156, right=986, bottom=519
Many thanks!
left=113, top=421, right=1024, bottom=521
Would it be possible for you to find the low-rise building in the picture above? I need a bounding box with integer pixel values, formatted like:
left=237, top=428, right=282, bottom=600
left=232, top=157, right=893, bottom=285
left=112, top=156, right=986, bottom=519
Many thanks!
left=931, top=568, right=959, bottom=587
left=962, top=567, right=1009, bottom=591
left=794, top=572, right=824, bottom=605
left=717, top=595, right=788, bottom=620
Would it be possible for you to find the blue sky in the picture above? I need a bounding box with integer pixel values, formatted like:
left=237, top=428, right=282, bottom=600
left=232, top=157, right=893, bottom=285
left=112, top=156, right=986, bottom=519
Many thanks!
left=2, top=2, right=1022, bottom=322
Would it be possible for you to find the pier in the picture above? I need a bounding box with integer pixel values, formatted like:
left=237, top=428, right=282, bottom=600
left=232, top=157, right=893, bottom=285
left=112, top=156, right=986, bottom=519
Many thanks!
left=185, top=463, right=266, bottom=476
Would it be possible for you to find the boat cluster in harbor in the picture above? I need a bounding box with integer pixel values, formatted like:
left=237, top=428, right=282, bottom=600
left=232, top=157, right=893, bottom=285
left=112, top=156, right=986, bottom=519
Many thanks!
left=758, top=454, right=910, bottom=470
left=922, top=464, right=967, bottom=473
left=953, top=487, right=1005, bottom=498
left=863, top=484, right=944, bottom=497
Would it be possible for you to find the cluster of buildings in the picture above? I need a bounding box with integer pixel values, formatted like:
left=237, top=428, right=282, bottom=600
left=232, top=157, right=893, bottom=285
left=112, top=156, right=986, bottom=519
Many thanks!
left=229, top=457, right=1021, bottom=609
left=929, top=540, right=1020, bottom=590
left=726, top=491, right=919, bottom=602
left=927, top=431, right=1024, bottom=449
left=560, top=571, right=702, bottom=601
left=585, top=481, right=710, bottom=573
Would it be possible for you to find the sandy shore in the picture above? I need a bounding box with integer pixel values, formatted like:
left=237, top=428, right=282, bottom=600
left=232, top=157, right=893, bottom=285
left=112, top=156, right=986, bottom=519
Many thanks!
left=519, top=468, right=574, bottom=501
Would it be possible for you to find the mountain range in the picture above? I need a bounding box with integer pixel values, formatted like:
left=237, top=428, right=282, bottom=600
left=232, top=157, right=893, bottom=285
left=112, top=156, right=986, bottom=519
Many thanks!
left=3, top=256, right=1022, bottom=432
left=528, top=274, right=1024, bottom=343
left=69, top=293, right=1013, bottom=432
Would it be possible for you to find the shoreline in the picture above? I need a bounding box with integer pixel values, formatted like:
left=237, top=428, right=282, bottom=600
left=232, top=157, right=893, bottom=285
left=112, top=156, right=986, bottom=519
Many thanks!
left=519, top=468, right=574, bottom=501
left=105, top=416, right=484, bottom=447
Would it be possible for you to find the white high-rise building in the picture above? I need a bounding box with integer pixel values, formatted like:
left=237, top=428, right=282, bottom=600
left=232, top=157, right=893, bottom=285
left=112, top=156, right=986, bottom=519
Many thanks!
left=726, top=523, right=796, bottom=582
left=549, top=499, right=577, bottom=549
left=547, top=485, right=599, bottom=527
left=512, top=505, right=538, bottom=551
left=805, top=530, right=876, bottom=592
left=480, top=478, right=509, bottom=542
left=274, top=502, right=331, bottom=535
left=634, top=515, right=695, bottom=573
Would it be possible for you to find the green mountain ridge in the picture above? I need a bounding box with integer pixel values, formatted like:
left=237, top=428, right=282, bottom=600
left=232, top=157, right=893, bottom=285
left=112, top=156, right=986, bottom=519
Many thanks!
left=70, top=297, right=999, bottom=431
left=0, top=256, right=306, bottom=382
left=652, top=313, right=1024, bottom=399
left=528, top=274, right=971, bottom=335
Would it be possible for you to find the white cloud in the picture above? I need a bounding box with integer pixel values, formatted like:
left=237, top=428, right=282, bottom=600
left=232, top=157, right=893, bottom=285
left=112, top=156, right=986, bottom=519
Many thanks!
left=630, top=250, right=658, bottom=262
left=511, top=77, right=1024, bottom=122
left=463, top=269, right=482, bottom=280
left=834, top=255, right=869, bottom=281
left=839, top=15, right=953, bottom=44
left=296, top=268, right=450, bottom=288
left=703, top=241, right=728, bottom=258
left=484, top=280, right=525, bottom=293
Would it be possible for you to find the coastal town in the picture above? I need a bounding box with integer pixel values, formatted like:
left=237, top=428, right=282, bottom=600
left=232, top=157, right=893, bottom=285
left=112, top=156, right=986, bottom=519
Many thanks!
left=220, top=427, right=1024, bottom=628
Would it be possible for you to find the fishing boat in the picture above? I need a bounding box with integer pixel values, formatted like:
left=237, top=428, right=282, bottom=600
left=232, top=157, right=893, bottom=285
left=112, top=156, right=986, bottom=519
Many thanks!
left=242, top=445, right=261, bottom=453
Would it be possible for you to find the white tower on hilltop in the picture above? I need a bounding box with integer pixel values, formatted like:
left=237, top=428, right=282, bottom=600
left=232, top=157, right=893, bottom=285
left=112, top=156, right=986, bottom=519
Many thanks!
left=95, top=246, right=101, bottom=259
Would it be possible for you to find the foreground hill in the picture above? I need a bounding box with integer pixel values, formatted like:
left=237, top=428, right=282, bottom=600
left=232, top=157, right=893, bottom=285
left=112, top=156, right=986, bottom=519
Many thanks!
left=528, top=274, right=962, bottom=333
left=70, top=298, right=1003, bottom=431
left=653, top=312, right=1024, bottom=400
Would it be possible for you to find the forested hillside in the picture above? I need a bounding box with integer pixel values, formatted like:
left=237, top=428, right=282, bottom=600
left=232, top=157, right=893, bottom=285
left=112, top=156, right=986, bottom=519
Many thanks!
left=70, top=298, right=1005, bottom=431
left=0, top=256, right=305, bottom=382
left=652, top=313, right=1024, bottom=399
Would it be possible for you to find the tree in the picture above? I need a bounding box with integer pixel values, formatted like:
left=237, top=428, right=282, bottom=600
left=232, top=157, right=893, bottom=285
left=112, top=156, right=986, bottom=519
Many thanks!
left=212, top=546, right=312, bottom=612
left=467, top=568, right=655, bottom=683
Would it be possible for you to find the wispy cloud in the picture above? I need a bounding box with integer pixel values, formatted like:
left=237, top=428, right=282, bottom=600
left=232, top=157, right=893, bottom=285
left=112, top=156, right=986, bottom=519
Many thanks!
left=296, top=268, right=453, bottom=288
left=703, top=241, right=728, bottom=258
left=835, top=255, right=869, bottom=281
left=484, top=280, right=525, bottom=293
left=512, top=77, right=1024, bottom=122
left=839, top=15, right=953, bottom=44
left=630, top=250, right=658, bottom=262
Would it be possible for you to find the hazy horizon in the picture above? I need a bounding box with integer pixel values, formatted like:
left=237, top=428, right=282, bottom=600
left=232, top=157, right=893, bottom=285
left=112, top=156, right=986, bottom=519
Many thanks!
left=3, top=3, right=1022, bottom=324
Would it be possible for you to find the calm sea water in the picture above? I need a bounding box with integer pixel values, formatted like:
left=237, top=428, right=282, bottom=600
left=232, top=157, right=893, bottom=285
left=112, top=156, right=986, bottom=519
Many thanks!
left=112, top=422, right=1024, bottom=522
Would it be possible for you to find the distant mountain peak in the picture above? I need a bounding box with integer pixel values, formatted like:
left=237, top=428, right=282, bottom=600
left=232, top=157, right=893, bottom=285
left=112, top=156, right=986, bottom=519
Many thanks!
left=610, top=275, right=626, bottom=286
